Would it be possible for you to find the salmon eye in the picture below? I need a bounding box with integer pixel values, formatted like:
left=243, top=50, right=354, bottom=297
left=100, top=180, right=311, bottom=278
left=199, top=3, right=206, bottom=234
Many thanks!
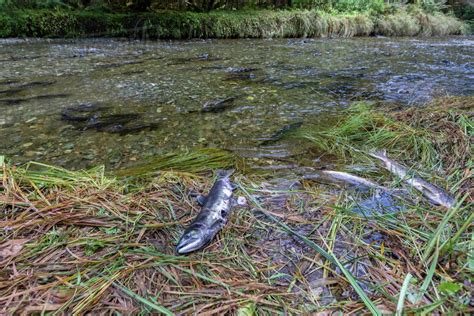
left=187, top=230, right=199, bottom=238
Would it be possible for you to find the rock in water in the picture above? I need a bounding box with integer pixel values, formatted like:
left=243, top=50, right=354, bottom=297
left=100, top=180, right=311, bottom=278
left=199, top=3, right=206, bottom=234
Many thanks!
left=260, top=121, right=303, bottom=145
left=201, top=97, right=237, bottom=113
left=61, top=103, right=158, bottom=135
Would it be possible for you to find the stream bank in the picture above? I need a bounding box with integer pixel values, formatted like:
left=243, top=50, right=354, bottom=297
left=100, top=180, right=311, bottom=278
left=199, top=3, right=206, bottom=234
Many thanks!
left=1, top=96, right=472, bottom=314
left=0, top=8, right=466, bottom=38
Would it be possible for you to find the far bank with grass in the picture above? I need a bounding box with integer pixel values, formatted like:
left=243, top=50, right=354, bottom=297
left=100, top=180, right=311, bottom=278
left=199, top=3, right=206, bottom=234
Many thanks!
left=0, top=7, right=467, bottom=39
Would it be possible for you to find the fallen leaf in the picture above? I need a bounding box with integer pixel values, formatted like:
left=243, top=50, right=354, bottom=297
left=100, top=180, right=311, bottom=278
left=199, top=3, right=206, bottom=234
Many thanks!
left=438, top=281, right=462, bottom=295
left=50, top=288, right=75, bottom=303
left=22, top=303, right=63, bottom=314
left=0, top=239, right=28, bottom=259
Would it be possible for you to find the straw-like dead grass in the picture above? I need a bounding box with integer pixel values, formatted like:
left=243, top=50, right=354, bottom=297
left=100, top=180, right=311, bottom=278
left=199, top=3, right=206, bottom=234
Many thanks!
left=0, top=95, right=472, bottom=314
left=1, top=144, right=472, bottom=314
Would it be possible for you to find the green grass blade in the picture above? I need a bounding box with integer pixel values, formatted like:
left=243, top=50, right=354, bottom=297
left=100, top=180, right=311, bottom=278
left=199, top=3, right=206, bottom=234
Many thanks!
left=409, top=299, right=446, bottom=315
left=440, top=212, right=474, bottom=256
left=415, top=247, right=439, bottom=303
left=111, top=280, right=174, bottom=316
left=396, top=273, right=413, bottom=316
left=422, top=194, right=469, bottom=262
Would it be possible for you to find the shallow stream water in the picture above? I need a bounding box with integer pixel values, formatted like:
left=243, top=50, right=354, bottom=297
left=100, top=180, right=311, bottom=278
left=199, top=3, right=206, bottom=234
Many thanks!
left=0, top=37, right=473, bottom=170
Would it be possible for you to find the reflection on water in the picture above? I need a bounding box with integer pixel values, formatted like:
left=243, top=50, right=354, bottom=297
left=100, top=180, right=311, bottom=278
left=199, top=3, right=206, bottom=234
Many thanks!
left=0, top=37, right=473, bottom=169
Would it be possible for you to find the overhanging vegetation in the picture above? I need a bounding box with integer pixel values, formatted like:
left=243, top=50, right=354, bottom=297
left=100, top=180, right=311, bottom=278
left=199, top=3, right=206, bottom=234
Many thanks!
left=0, top=0, right=469, bottom=38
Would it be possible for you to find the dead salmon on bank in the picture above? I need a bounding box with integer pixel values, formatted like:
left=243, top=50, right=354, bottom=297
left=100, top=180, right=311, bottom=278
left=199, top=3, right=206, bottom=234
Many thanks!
left=303, top=170, right=385, bottom=191
left=369, top=150, right=456, bottom=208
left=176, top=169, right=236, bottom=254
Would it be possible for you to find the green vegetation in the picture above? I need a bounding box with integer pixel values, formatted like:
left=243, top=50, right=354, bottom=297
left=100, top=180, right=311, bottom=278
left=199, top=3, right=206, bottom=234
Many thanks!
left=0, top=8, right=465, bottom=38
left=297, top=96, right=473, bottom=196
left=0, top=0, right=468, bottom=38
left=0, top=0, right=465, bottom=13
left=115, top=148, right=237, bottom=177
left=1, top=96, right=472, bottom=314
left=453, top=1, right=474, bottom=32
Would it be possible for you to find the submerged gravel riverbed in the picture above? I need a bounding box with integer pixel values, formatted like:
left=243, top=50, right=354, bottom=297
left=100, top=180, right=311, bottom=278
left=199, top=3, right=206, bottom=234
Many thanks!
left=0, top=37, right=473, bottom=170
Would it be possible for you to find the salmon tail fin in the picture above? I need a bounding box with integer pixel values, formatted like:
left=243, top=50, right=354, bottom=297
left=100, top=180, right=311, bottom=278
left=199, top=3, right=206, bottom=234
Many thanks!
left=216, top=169, right=235, bottom=179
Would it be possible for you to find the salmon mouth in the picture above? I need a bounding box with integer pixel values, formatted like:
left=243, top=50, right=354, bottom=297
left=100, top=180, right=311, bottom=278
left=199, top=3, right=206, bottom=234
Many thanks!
left=176, top=229, right=206, bottom=254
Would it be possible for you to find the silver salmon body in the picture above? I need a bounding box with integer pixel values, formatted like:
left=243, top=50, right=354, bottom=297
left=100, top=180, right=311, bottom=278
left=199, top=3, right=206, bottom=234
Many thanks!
left=176, top=170, right=234, bottom=254
left=369, top=150, right=456, bottom=208
left=303, top=170, right=385, bottom=191
left=320, top=170, right=384, bottom=190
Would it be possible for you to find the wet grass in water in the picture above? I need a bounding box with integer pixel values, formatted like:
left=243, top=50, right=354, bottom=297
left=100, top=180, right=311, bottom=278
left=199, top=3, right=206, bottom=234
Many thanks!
left=0, top=96, right=472, bottom=314
left=114, top=148, right=237, bottom=177
left=297, top=96, right=473, bottom=197
left=298, top=102, right=437, bottom=164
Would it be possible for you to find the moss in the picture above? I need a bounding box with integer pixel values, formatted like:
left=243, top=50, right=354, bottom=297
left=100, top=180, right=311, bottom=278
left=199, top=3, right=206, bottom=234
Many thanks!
left=0, top=8, right=465, bottom=39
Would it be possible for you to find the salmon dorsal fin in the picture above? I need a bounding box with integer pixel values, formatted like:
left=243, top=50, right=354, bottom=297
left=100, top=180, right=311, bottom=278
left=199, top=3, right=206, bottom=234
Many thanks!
left=196, top=195, right=207, bottom=206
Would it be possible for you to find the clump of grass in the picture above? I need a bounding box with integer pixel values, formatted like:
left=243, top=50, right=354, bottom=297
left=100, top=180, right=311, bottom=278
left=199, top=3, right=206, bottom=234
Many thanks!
left=375, top=10, right=421, bottom=36
left=416, top=10, right=466, bottom=36
left=375, top=7, right=464, bottom=36
left=390, top=96, right=473, bottom=174
left=297, top=102, right=438, bottom=165
left=297, top=96, right=473, bottom=199
left=298, top=97, right=472, bottom=168
left=115, top=148, right=236, bottom=177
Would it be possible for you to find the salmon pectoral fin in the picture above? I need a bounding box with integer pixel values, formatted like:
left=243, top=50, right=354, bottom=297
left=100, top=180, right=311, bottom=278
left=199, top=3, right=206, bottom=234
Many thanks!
left=196, top=195, right=207, bottom=206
